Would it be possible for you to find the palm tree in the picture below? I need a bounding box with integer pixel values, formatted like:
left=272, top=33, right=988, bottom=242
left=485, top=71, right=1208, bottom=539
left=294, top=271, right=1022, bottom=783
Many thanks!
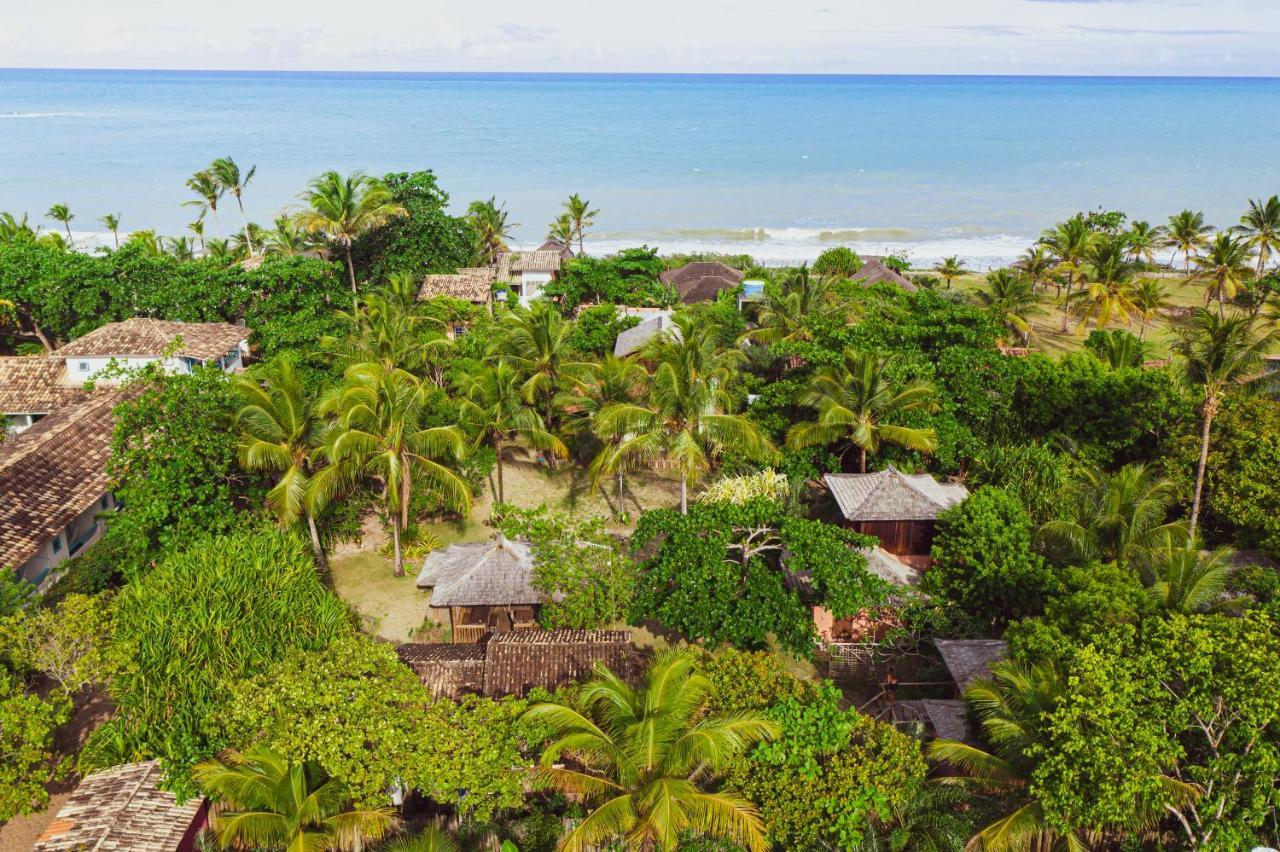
left=210, top=156, right=258, bottom=255
left=1087, top=328, right=1150, bottom=369
left=740, top=264, right=835, bottom=345
left=547, top=213, right=576, bottom=250
left=296, top=170, right=406, bottom=295
left=930, top=660, right=1195, bottom=851
left=164, top=236, right=197, bottom=261
left=46, top=203, right=73, bottom=244
left=786, top=348, right=938, bottom=474
left=467, top=197, right=517, bottom=265
left=379, top=827, right=460, bottom=852
left=124, top=229, right=164, bottom=256
left=205, top=238, right=234, bottom=262
left=976, top=268, right=1041, bottom=345
left=99, top=213, right=121, bottom=249
left=263, top=214, right=314, bottom=256
left=491, top=300, right=585, bottom=436
left=1174, top=309, right=1277, bottom=537
left=1124, top=220, right=1166, bottom=266
left=593, top=314, right=770, bottom=513
left=563, top=193, right=599, bottom=255
left=192, top=744, right=396, bottom=852
left=559, top=355, right=648, bottom=501
left=184, top=169, right=223, bottom=236
left=1038, top=462, right=1185, bottom=566
left=233, top=358, right=330, bottom=568
left=1039, top=214, right=1093, bottom=297
left=0, top=212, right=35, bottom=244
left=1065, top=235, right=1140, bottom=332
left=1192, top=232, right=1255, bottom=318
left=457, top=359, right=566, bottom=505
left=1164, top=209, right=1214, bottom=272
left=1145, top=531, right=1236, bottom=613
left=317, top=362, right=471, bottom=576
left=1130, top=279, right=1169, bottom=340
left=1013, top=245, right=1056, bottom=292
left=934, top=255, right=967, bottom=289
left=521, top=651, right=778, bottom=852
left=329, top=274, right=445, bottom=376
left=189, top=216, right=206, bottom=253
left=1235, top=195, right=1280, bottom=276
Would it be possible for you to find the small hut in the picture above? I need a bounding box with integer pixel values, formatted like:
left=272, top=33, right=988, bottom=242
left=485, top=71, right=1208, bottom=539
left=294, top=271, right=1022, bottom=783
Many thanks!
left=851, top=258, right=917, bottom=292
left=417, top=536, right=545, bottom=643
left=824, top=467, right=969, bottom=569
left=935, top=639, right=1009, bottom=692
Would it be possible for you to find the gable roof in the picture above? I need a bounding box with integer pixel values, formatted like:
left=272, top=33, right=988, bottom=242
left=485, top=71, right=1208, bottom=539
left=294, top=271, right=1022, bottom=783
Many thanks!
left=0, top=392, right=122, bottom=568
left=32, top=760, right=205, bottom=852
left=417, top=535, right=543, bottom=607
left=54, top=318, right=248, bottom=361
left=0, top=356, right=86, bottom=415
left=503, top=250, right=566, bottom=274
left=418, top=273, right=494, bottom=303
left=614, top=312, right=676, bottom=357
left=659, top=262, right=745, bottom=304
left=825, top=466, right=969, bottom=522
left=935, top=639, right=1009, bottom=691
left=850, top=259, right=917, bottom=291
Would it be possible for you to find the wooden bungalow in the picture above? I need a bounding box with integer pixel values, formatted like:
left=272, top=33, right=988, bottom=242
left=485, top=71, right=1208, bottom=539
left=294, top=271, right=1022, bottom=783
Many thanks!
left=416, top=536, right=545, bottom=643
left=824, top=466, right=968, bottom=570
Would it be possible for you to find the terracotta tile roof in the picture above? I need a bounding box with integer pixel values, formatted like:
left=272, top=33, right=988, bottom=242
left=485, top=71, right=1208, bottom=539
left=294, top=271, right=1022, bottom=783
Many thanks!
left=850, top=259, right=918, bottom=292
left=416, top=536, right=543, bottom=607
left=54, top=318, right=248, bottom=361
left=418, top=273, right=494, bottom=303
left=824, top=466, right=969, bottom=522
left=659, top=262, right=745, bottom=303
left=0, top=356, right=86, bottom=415
left=32, top=760, right=205, bottom=852
left=0, top=392, right=123, bottom=568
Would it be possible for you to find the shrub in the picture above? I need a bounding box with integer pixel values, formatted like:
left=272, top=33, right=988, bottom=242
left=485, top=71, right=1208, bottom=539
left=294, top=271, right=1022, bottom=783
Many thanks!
left=0, top=673, right=71, bottom=822
left=812, top=247, right=862, bottom=279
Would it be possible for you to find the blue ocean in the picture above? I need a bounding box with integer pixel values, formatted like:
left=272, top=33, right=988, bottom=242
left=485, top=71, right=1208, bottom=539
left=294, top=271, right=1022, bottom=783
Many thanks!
left=1, top=69, right=1278, bottom=266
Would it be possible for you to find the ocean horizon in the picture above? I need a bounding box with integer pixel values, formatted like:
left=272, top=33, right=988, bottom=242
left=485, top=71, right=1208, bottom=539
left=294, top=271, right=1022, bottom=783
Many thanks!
left=3, top=68, right=1279, bottom=267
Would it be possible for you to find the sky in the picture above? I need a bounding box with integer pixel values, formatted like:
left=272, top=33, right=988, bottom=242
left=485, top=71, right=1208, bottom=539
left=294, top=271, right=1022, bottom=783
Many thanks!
left=2, top=0, right=1278, bottom=77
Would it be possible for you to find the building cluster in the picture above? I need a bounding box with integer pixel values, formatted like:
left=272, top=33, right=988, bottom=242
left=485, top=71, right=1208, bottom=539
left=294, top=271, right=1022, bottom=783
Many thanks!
left=0, top=319, right=249, bottom=586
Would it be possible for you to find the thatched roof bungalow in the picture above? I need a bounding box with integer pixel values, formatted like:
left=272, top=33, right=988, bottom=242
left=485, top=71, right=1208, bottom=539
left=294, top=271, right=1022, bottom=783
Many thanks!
left=417, top=536, right=546, bottom=643
left=659, top=262, right=744, bottom=304
left=825, top=467, right=969, bottom=569
left=850, top=259, right=917, bottom=291
left=935, top=639, right=1008, bottom=692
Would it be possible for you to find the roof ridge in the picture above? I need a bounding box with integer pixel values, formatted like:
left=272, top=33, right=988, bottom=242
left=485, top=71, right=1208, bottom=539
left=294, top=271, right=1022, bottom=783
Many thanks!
left=90, top=761, right=159, bottom=851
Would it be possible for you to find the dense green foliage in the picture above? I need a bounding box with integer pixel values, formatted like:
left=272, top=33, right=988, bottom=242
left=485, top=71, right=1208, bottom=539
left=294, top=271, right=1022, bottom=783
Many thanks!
left=0, top=672, right=70, bottom=822
left=350, top=170, right=476, bottom=284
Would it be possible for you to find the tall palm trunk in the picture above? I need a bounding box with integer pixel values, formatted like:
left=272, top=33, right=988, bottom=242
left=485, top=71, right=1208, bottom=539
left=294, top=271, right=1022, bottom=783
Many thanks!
left=1188, top=395, right=1218, bottom=539
left=306, top=514, right=328, bottom=570
left=494, top=435, right=505, bottom=505
left=391, top=515, right=404, bottom=577
left=344, top=243, right=358, bottom=295
left=859, top=446, right=868, bottom=473
left=680, top=474, right=688, bottom=515
left=235, top=194, right=254, bottom=254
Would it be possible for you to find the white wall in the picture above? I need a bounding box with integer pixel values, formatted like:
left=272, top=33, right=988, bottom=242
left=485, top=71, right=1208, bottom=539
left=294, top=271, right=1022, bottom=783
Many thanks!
left=16, top=493, right=115, bottom=588
left=63, top=342, right=246, bottom=384
left=514, top=271, right=553, bottom=306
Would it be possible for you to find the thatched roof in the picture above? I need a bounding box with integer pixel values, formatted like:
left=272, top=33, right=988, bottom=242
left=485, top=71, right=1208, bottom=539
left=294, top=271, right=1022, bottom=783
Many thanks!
left=935, top=639, right=1008, bottom=690
left=417, top=536, right=543, bottom=607
left=614, top=312, right=676, bottom=357
left=418, top=273, right=494, bottom=303
left=851, top=259, right=917, bottom=291
left=0, top=392, right=124, bottom=569
left=508, top=250, right=566, bottom=274
left=0, top=356, right=87, bottom=415
left=660, top=262, right=744, bottom=303
left=33, top=760, right=205, bottom=852
left=825, top=466, right=969, bottom=522
left=54, top=318, right=247, bottom=361
left=896, top=699, right=972, bottom=741
left=398, top=642, right=487, bottom=698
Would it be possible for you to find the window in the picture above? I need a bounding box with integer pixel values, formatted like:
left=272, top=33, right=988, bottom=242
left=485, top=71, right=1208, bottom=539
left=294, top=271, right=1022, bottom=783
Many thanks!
left=100, top=495, right=110, bottom=510
left=51, top=534, right=62, bottom=554
left=78, top=361, right=90, bottom=372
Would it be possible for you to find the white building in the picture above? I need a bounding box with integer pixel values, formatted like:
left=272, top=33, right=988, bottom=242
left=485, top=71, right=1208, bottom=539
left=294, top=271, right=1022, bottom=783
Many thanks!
left=54, top=318, right=249, bottom=384
left=495, top=242, right=573, bottom=306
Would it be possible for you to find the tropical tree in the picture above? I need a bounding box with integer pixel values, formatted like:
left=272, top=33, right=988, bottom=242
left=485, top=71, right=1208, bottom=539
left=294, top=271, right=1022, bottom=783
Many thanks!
left=0, top=211, right=35, bottom=244
left=184, top=169, right=223, bottom=236
left=559, top=355, right=648, bottom=501
left=1065, top=235, right=1140, bottom=332
left=124, top=229, right=164, bottom=256
left=1040, top=214, right=1093, bottom=297
left=99, top=213, right=121, bottom=249
left=189, top=216, right=206, bottom=252
left=563, top=192, right=599, bottom=255
left=1124, top=220, right=1166, bottom=266
left=467, top=197, right=516, bottom=265
left=1013, top=245, right=1057, bottom=291
left=210, top=156, right=258, bottom=255
left=1130, top=278, right=1169, bottom=340
left=934, top=255, right=968, bottom=289
left=1038, top=462, right=1185, bottom=566
left=547, top=213, right=576, bottom=249
left=263, top=214, right=314, bottom=256
left=593, top=314, right=770, bottom=512
left=233, top=358, right=330, bottom=567
left=740, top=264, right=835, bottom=345
left=491, top=300, right=586, bottom=436
left=1193, top=232, right=1255, bottom=317
left=787, top=348, right=938, bottom=474
left=1164, top=209, right=1214, bottom=272
left=521, top=651, right=778, bottom=852
left=378, top=827, right=460, bottom=852
left=1173, top=308, right=1277, bottom=537
left=329, top=273, right=446, bottom=375
left=976, top=268, right=1042, bottom=345
left=45, top=203, right=73, bottom=243
left=1086, top=328, right=1150, bottom=369
left=1145, top=531, right=1236, bottom=613
left=1235, top=195, right=1280, bottom=275
left=296, top=170, right=407, bottom=294
left=164, top=236, right=197, bottom=261
left=316, top=362, right=470, bottom=576
left=457, top=359, right=566, bottom=505
left=192, top=744, right=396, bottom=852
